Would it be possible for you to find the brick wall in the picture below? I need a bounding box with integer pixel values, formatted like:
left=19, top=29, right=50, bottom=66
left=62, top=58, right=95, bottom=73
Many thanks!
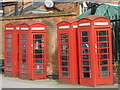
left=0, top=14, right=76, bottom=75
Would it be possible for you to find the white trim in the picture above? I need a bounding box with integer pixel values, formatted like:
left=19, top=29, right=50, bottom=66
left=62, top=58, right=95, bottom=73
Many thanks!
left=21, top=28, right=29, bottom=30
left=32, top=27, right=45, bottom=30
left=94, top=22, right=108, bottom=25
left=73, top=25, right=78, bottom=28
left=6, top=27, right=14, bottom=30
left=79, top=23, right=90, bottom=26
left=59, top=25, right=70, bottom=29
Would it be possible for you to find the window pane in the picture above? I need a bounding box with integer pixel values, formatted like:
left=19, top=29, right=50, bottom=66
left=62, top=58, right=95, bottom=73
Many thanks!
left=61, top=45, right=68, bottom=49
left=61, top=34, right=68, bottom=38
left=6, top=34, right=12, bottom=38
left=34, top=40, right=44, bottom=43
left=6, top=67, right=12, bottom=71
left=22, top=44, right=26, bottom=48
left=7, top=62, right=12, bottom=66
left=34, top=50, right=43, bottom=53
left=81, top=43, right=89, bottom=48
left=22, top=49, right=26, bottom=53
left=7, top=52, right=11, bottom=56
left=6, top=44, right=12, bottom=47
left=100, top=55, right=108, bottom=59
left=82, top=49, right=89, bottom=54
left=34, top=55, right=43, bottom=58
left=82, top=37, right=88, bottom=42
left=83, top=61, right=89, bottom=65
left=83, top=67, right=90, bottom=71
left=35, top=60, right=43, bottom=63
left=22, top=40, right=26, bottom=43
left=35, top=70, right=43, bottom=74
left=61, top=56, right=68, bottom=60
left=81, top=31, right=88, bottom=36
left=6, top=39, right=12, bottom=43
left=22, top=59, right=26, bottom=63
left=100, top=49, right=107, bottom=53
left=6, top=58, right=11, bottom=62
left=83, top=55, right=89, bottom=59
left=62, top=67, right=68, bottom=71
left=98, top=31, right=107, bottom=36
left=99, top=37, right=107, bottom=41
left=61, top=50, right=68, bottom=55
left=22, top=64, right=26, bottom=68
left=62, top=73, right=69, bottom=77
left=100, top=60, right=108, bottom=65
left=34, top=45, right=44, bottom=49
left=84, top=73, right=90, bottom=77
left=100, top=72, right=109, bottom=77
left=35, top=65, right=43, bottom=69
left=22, top=54, right=26, bottom=58
left=100, top=66, right=108, bottom=71
left=34, top=35, right=43, bottom=39
left=22, top=34, right=27, bottom=38
left=61, top=62, right=68, bottom=66
left=99, top=43, right=107, bottom=47
left=61, top=39, right=68, bottom=43
left=21, top=69, right=27, bottom=73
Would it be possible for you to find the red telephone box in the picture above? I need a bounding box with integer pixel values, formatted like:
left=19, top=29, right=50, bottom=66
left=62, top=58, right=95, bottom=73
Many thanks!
left=4, top=22, right=20, bottom=77
left=57, top=19, right=79, bottom=84
left=77, top=15, right=113, bottom=86
left=18, top=22, right=47, bottom=80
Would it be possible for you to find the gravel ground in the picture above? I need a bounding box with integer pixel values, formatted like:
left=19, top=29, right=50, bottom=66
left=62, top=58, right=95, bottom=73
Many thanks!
left=1, top=75, right=118, bottom=88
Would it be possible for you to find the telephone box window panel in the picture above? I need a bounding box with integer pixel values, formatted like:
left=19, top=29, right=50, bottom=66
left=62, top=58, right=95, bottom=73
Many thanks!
left=77, top=15, right=113, bottom=86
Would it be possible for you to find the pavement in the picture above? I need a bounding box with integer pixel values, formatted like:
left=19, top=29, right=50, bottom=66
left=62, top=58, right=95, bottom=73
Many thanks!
left=1, top=74, right=118, bottom=88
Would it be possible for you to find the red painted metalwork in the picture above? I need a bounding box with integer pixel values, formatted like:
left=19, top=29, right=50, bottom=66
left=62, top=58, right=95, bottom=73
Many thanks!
left=57, top=19, right=79, bottom=84
left=77, top=15, right=113, bottom=86
left=18, top=22, right=47, bottom=80
left=4, top=22, right=20, bottom=77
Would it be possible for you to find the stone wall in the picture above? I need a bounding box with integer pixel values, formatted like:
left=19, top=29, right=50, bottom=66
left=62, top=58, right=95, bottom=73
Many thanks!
left=0, top=14, right=76, bottom=75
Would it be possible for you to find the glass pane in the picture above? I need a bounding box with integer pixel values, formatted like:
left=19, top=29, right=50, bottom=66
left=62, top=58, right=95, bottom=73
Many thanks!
left=83, top=55, right=89, bottom=59
left=6, top=39, right=12, bottom=43
left=84, top=73, right=90, bottom=77
left=21, top=69, right=27, bottom=73
left=6, top=34, right=12, bottom=38
left=100, top=72, right=109, bottom=77
left=61, top=45, right=68, bottom=49
left=100, top=55, right=108, bottom=59
left=98, top=31, right=107, bottom=36
left=81, top=31, right=88, bottom=36
left=61, top=39, right=68, bottom=43
left=62, top=67, right=68, bottom=71
left=6, top=58, right=11, bottom=62
left=82, top=37, right=88, bottom=42
left=7, top=52, right=11, bottom=56
left=6, top=44, right=12, bottom=47
left=34, top=55, right=43, bottom=58
left=100, top=60, right=108, bottom=65
left=61, top=50, right=68, bottom=55
left=22, top=34, right=27, bottom=38
left=35, top=65, right=43, bottom=69
left=22, top=49, right=26, bottom=53
left=6, top=67, right=12, bottom=71
left=22, top=44, right=26, bottom=48
left=22, top=64, right=26, bottom=68
left=82, top=49, right=89, bottom=54
left=34, top=35, right=43, bottom=39
left=7, top=62, right=12, bottom=66
left=22, top=59, right=26, bottom=63
left=83, top=61, right=89, bottom=65
left=6, top=48, right=11, bottom=53
left=61, top=34, right=68, bottom=38
left=34, top=50, right=43, bottom=53
left=35, top=70, right=43, bottom=74
left=35, top=60, right=43, bottom=63
left=83, top=67, right=90, bottom=71
left=62, top=73, right=69, bottom=77
left=34, top=40, right=44, bottom=43
left=61, top=62, right=68, bottom=66
left=82, top=43, right=89, bottom=48
left=22, top=40, right=26, bottom=43
left=100, top=49, right=107, bottom=53
left=99, top=43, right=107, bottom=47
left=100, top=66, right=108, bottom=71
left=99, top=37, right=107, bottom=41
left=22, top=54, right=26, bottom=58
left=34, top=45, right=44, bottom=49
left=61, top=56, right=68, bottom=60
